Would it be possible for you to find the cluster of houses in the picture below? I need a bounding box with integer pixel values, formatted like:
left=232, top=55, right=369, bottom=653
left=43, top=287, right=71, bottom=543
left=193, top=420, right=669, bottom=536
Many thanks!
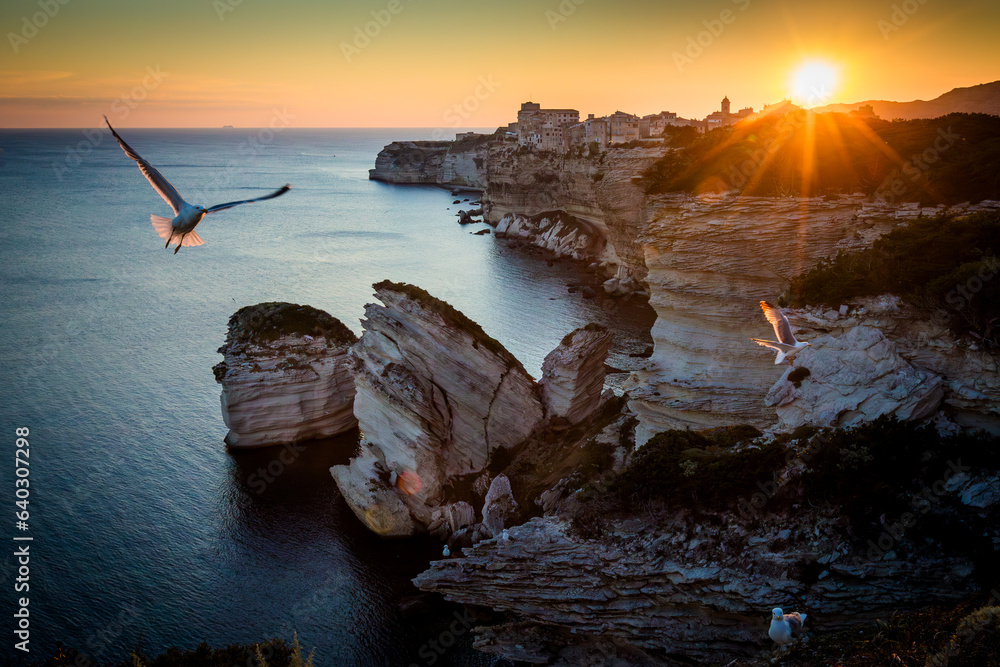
left=509, top=97, right=755, bottom=151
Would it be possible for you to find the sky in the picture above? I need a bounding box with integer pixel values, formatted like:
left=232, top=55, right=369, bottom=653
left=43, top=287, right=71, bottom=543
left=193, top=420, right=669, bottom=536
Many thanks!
left=0, top=0, right=997, bottom=128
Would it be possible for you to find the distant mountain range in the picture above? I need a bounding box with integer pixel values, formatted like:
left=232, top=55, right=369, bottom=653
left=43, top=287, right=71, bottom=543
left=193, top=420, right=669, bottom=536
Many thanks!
left=815, top=80, right=1000, bottom=119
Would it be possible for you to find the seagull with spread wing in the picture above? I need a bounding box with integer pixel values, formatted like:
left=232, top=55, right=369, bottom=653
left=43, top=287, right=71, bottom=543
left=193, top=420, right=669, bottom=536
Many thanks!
left=751, top=301, right=811, bottom=364
left=104, top=116, right=291, bottom=254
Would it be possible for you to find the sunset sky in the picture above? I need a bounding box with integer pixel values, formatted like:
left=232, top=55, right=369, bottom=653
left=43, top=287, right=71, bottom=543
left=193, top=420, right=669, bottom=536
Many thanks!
left=0, top=0, right=997, bottom=128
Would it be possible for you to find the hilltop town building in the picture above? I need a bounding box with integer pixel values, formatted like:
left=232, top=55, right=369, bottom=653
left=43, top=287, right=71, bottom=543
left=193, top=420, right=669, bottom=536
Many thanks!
left=512, top=96, right=754, bottom=151
left=516, top=102, right=580, bottom=150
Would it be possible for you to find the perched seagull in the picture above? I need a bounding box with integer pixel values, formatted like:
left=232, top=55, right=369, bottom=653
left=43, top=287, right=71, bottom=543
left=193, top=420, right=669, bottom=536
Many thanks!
left=769, top=607, right=807, bottom=645
left=501, top=528, right=510, bottom=542
left=751, top=301, right=811, bottom=364
left=104, top=116, right=291, bottom=254
left=442, top=544, right=451, bottom=558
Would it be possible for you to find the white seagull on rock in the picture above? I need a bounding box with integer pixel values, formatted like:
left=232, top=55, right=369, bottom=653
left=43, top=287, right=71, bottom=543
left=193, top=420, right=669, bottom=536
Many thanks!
left=769, top=607, right=806, bottom=645
left=751, top=301, right=811, bottom=364
left=105, top=116, right=291, bottom=254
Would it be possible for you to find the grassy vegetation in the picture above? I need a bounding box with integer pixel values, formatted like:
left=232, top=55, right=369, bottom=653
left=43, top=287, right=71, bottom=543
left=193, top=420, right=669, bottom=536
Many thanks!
left=576, top=417, right=999, bottom=551
left=784, top=210, right=1000, bottom=346
left=608, top=424, right=782, bottom=508
left=449, top=132, right=493, bottom=152
left=639, top=111, right=1000, bottom=203
left=226, top=302, right=357, bottom=346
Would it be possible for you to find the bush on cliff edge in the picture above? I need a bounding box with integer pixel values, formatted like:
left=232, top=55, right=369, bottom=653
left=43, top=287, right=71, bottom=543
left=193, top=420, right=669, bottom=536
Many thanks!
left=785, top=210, right=1000, bottom=347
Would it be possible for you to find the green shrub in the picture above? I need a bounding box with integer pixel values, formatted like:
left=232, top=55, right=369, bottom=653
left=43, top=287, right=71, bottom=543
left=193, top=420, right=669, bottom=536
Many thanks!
left=610, top=425, right=783, bottom=508
left=785, top=210, right=1000, bottom=345
left=639, top=112, right=1000, bottom=202
left=225, top=302, right=357, bottom=347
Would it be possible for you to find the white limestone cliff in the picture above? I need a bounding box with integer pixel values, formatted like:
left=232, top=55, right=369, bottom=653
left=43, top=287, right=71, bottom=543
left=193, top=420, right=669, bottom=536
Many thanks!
left=764, top=325, right=944, bottom=430
left=627, top=195, right=900, bottom=444
left=330, top=282, right=545, bottom=537
left=213, top=302, right=358, bottom=449
left=540, top=323, right=613, bottom=424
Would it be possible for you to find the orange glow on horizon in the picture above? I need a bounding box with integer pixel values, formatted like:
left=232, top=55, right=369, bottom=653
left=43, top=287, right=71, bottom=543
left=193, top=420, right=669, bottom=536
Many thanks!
left=0, top=1, right=997, bottom=128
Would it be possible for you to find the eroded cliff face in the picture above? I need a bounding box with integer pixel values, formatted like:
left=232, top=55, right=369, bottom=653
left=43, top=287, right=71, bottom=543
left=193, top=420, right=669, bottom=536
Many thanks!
left=330, top=292, right=615, bottom=538
left=483, top=145, right=663, bottom=279
left=330, top=282, right=545, bottom=537
left=213, top=303, right=358, bottom=449
left=368, top=140, right=487, bottom=189
left=414, top=509, right=979, bottom=664
left=781, top=296, right=1000, bottom=433
left=627, top=195, right=903, bottom=444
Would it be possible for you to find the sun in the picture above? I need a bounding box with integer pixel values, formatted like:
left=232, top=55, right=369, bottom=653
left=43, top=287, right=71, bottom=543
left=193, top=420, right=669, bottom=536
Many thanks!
left=791, top=61, right=839, bottom=108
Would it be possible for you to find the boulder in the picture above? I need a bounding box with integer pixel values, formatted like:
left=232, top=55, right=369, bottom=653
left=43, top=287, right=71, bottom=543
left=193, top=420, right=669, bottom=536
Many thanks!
left=765, top=326, right=944, bottom=430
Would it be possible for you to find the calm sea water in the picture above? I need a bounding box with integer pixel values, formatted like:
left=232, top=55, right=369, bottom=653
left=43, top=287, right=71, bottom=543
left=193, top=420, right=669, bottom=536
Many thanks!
left=0, top=128, right=653, bottom=665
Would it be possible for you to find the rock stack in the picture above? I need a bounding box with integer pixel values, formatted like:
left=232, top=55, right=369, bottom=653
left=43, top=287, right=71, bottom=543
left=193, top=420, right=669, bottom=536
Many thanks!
left=330, top=282, right=546, bottom=537
left=214, top=302, right=358, bottom=449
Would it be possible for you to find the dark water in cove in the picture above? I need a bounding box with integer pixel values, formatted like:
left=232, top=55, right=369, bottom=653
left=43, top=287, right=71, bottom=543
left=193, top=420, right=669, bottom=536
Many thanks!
left=0, top=128, right=653, bottom=664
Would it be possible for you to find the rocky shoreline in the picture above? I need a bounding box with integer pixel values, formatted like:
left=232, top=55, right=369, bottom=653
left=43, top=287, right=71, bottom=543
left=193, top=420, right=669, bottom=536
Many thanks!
left=207, top=131, right=1000, bottom=665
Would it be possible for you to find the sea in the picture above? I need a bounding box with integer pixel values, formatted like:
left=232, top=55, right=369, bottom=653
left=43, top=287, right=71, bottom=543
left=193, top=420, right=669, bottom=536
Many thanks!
left=0, top=128, right=654, bottom=665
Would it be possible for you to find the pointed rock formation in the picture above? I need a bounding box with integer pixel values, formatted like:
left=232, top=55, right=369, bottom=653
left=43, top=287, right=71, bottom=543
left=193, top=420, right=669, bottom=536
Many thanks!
left=482, top=474, right=517, bottom=537
left=540, top=324, right=613, bottom=424
left=213, top=302, right=358, bottom=449
left=331, top=282, right=545, bottom=537
left=766, top=326, right=944, bottom=430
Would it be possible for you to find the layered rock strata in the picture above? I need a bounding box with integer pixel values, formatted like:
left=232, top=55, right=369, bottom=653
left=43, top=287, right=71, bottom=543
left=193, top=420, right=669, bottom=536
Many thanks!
left=539, top=324, right=613, bottom=423
left=330, top=282, right=545, bottom=537
left=415, top=511, right=979, bottom=664
left=483, top=144, right=663, bottom=278
left=494, top=211, right=614, bottom=264
left=368, top=139, right=487, bottom=189
left=765, top=325, right=944, bottom=430
left=628, top=195, right=900, bottom=444
left=784, top=296, right=1000, bottom=433
left=481, top=474, right=516, bottom=537
left=213, top=302, right=358, bottom=449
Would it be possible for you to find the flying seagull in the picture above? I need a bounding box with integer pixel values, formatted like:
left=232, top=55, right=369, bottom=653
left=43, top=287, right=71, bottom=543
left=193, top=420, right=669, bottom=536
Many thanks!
left=751, top=301, right=811, bottom=364
left=104, top=116, right=291, bottom=254
left=769, top=607, right=806, bottom=645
